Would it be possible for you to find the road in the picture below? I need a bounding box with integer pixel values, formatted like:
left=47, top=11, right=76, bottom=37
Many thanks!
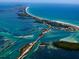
left=18, top=25, right=52, bottom=59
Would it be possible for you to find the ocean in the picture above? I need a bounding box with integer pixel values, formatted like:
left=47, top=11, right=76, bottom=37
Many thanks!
left=0, top=3, right=79, bottom=59
left=28, top=3, right=79, bottom=26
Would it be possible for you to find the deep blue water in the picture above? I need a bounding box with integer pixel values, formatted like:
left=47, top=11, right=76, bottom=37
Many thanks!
left=28, top=3, right=79, bottom=26
left=28, top=3, right=79, bottom=59
left=0, top=3, right=79, bottom=59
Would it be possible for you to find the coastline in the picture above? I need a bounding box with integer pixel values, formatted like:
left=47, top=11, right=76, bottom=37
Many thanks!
left=0, top=3, right=79, bottom=59
left=25, top=7, right=79, bottom=32
left=17, top=6, right=79, bottom=59
left=26, top=7, right=79, bottom=27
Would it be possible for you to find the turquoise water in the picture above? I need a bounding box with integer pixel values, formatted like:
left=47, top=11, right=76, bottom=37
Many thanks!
left=28, top=3, right=79, bottom=41
left=28, top=3, right=79, bottom=59
left=0, top=3, right=79, bottom=59
left=0, top=3, right=44, bottom=59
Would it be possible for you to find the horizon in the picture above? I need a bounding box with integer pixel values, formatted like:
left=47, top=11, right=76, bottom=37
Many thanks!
left=0, top=0, right=79, bottom=5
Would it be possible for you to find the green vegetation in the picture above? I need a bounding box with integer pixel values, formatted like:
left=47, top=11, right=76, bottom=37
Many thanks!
left=53, top=41, right=79, bottom=51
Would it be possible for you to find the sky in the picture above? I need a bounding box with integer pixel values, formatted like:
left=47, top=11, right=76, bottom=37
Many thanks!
left=0, top=0, right=79, bottom=4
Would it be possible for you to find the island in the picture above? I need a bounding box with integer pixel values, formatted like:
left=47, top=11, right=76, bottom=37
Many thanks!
left=53, top=41, right=79, bottom=51
left=17, top=7, right=79, bottom=32
left=17, top=7, right=79, bottom=59
left=19, top=42, right=48, bottom=56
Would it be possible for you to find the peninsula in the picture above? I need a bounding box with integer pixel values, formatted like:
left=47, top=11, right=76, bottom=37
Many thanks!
left=17, top=7, right=79, bottom=59
left=18, top=7, right=79, bottom=32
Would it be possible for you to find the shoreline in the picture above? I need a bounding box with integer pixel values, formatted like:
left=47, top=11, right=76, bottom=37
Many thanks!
left=26, top=7, right=79, bottom=28
left=25, top=7, right=79, bottom=32
left=17, top=7, right=79, bottom=58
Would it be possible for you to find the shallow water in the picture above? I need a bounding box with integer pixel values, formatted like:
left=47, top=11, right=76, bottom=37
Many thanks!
left=0, top=3, right=79, bottom=59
